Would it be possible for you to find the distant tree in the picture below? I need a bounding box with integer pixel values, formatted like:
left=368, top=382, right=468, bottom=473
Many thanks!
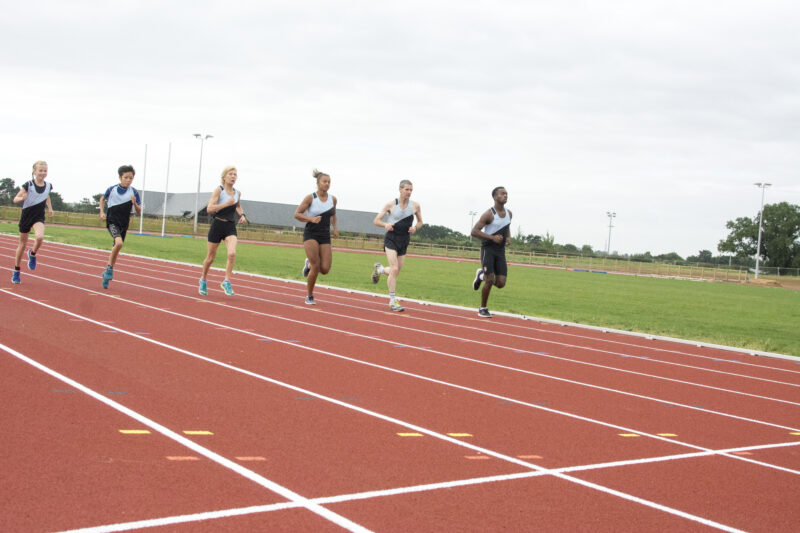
left=49, top=191, right=67, bottom=211
left=718, top=202, right=800, bottom=268
left=630, top=251, right=654, bottom=263
left=581, top=244, right=593, bottom=255
left=654, top=252, right=685, bottom=262
left=70, top=194, right=103, bottom=213
left=562, top=243, right=578, bottom=253
left=539, top=231, right=555, bottom=252
left=686, top=249, right=714, bottom=263
left=0, top=178, right=17, bottom=205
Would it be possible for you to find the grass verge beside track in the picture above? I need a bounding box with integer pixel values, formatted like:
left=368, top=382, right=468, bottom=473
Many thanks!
left=3, top=223, right=798, bottom=357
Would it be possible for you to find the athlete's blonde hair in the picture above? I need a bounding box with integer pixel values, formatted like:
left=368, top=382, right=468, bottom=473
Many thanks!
left=220, top=165, right=237, bottom=185
left=31, top=160, right=47, bottom=176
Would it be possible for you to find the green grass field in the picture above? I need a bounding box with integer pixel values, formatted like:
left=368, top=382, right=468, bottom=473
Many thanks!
left=4, top=223, right=798, bottom=357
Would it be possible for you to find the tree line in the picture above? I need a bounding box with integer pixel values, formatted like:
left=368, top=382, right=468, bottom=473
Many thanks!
left=414, top=203, right=800, bottom=269
left=3, top=175, right=797, bottom=268
left=0, top=178, right=101, bottom=213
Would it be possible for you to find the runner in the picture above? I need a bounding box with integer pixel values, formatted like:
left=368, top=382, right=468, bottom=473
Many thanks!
left=371, top=179, right=422, bottom=311
left=294, top=169, right=338, bottom=305
left=470, top=186, right=512, bottom=318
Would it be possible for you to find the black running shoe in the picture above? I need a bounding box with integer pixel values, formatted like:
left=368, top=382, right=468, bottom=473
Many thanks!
left=477, top=307, right=492, bottom=318
left=472, top=268, right=483, bottom=290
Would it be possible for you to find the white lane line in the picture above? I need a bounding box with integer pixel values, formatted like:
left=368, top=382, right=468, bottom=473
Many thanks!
left=3, top=235, right=800, bottom=380
left=17, top=260, right=800, bottom=436
left=7, top=281, right=800, bottom=477
left=12, top=242, right=800, bottom=396
left=0, top=342, right=371, bottom=533
left=0, top=233, right=800, bottom=366
left=1, top=303, right=748, bottom=533
left=59, top=438, right=797, bottom=532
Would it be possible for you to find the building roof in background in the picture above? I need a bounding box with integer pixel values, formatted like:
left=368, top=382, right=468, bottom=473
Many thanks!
left=140, top=191, right=381, bottom=236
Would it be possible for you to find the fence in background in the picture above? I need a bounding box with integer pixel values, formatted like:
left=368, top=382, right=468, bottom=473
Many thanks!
left=2, top=206, right=797, bottom=282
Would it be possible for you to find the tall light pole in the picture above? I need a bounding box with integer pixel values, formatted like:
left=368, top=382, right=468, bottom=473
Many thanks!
left=753, top=182, right=771, bottom=279
left=469, top=210, right=477, bottom=241
left=192, top=133, right=213, bottom=233
left=606, top=211, right=616, bottom=255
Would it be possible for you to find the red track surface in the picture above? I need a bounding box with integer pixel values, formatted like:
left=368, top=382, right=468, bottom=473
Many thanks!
left=1, top=233, right=799, bottom=532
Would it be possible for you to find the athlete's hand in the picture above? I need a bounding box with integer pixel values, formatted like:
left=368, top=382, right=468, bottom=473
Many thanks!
left=333, top=228, right=339, bottom=239
left=311, top=216, right=322, bottom=224
left=408, top=226, right=416, bottom=235
left=385, top=223, right=394, bottom=232
left=492, top=234, right=504, bottom=244
left=100, top=212, right=106, bottom=221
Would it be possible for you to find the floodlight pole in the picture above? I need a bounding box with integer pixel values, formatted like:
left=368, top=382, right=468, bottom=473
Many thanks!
left=192, top=133, right=213, bottom=234
left=469, top=210, right=477, bottom=241
left=753, top=182, right=771, bottom=279
left=138, top=144, right=147, bottom=234
left=606, top=212, right=616, bottom=255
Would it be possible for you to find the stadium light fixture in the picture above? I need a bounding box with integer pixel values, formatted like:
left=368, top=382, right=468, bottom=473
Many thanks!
left=606, top=212, right=616, bottom=255
left=753, top=182, right=771, bottom=279
left=192, top=134, right=213, bottom=233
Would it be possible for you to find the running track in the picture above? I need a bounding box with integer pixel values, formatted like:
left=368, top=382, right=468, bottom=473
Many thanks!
left=1, top=233, right=799, bottom=532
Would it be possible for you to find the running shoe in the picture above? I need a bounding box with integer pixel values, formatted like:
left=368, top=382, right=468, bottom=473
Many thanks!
left=371, top=262, right=382, bottom=284
left=11, top=270, right=21, bottom=284
left=221, top=280, right=235, bottom=296
left=389, top=300, right=405, bottom=312
left=27, top=250, right=36, bottom=270
left=199, top=279, right=208, bottom=296
left=472, top=268, right=483, bottom=290
left=305, top=295, right=316, bottom=305
left=102, top=265, right=113, bottom=289
left=477, top=307, right=492, bottom=318
left=302, top=258, right=310, bottom=278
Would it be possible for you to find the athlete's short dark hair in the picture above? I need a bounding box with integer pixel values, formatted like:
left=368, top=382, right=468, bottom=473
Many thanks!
left=118, top=164, right=135, bottom=177
left=492, top=186, right=505, bottom=198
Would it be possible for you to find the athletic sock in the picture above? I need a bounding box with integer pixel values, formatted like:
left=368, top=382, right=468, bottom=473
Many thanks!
left=389, top=291, right=396, bottom=302
left=30, top=251, right=36, bottom=256
left=14, top=266, right=20, bottom=271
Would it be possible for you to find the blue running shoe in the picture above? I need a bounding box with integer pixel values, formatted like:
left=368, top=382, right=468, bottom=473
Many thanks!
left=102, top=265, right=113, bottom=289
left=221, top=280, right=234, bottom=296
left=199, top=279, right=208, bottom=296
left=27, top=250, right=37, bottom=270
left=11, top=270, right=21, bottom=284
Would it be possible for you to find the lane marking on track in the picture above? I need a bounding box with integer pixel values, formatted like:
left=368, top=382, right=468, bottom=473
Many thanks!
left=8, top=239, right=798, bottom=397
left=183, top=430, right=214, bottom=435
left=0, top=342, right=370, bottom=533
left=119, top=429, right=151, bottom=435
left=5, top=284, right=800, bottom=481
left=517, top=455, right=543, bottom=459
left=20, top=253, right=800, bottom=421
left=236, top=457, right=267, bottom=461
left=658, top=433, right=678, bottom=437
left=2, top=302, right=785, bottom=533
left=448, top=433, right=473, bottom=437
left=464, top=455, right=489, bottom=460
left=619, top=433, right=641, bottom=437
left=59, top=439, right=800, bottom=533
left=397, top=432, right=424, bottom=437
left=166, top=456, right=200, bottom=461
left=790, top=432, right=800, bottom=436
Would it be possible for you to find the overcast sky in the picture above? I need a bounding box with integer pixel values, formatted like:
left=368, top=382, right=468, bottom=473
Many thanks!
left=2, top=0, right=799, bottom=257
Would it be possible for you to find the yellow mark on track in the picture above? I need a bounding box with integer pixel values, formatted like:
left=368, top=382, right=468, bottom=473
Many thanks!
left=732, top=451, right=753, bottom=456
left=517, top=455, right=543, bottom=459
left=236, top=456, right=267, bottom=461
left=397, top=432, right=423, bottom=437
left=618, top=433, right=640, bottom=437
left=657, top=433, right=678, bottom=437
left=183, top=430, right=214, bottom=435
left=119, top=429, right=150, bottom=435
left=465, top=455, right=490, bottom=460
left=790, top=432, right=800, bottom=436
left=166, top=456, right=200, bottom=461
left=448, top=433, right=473, bottom=437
